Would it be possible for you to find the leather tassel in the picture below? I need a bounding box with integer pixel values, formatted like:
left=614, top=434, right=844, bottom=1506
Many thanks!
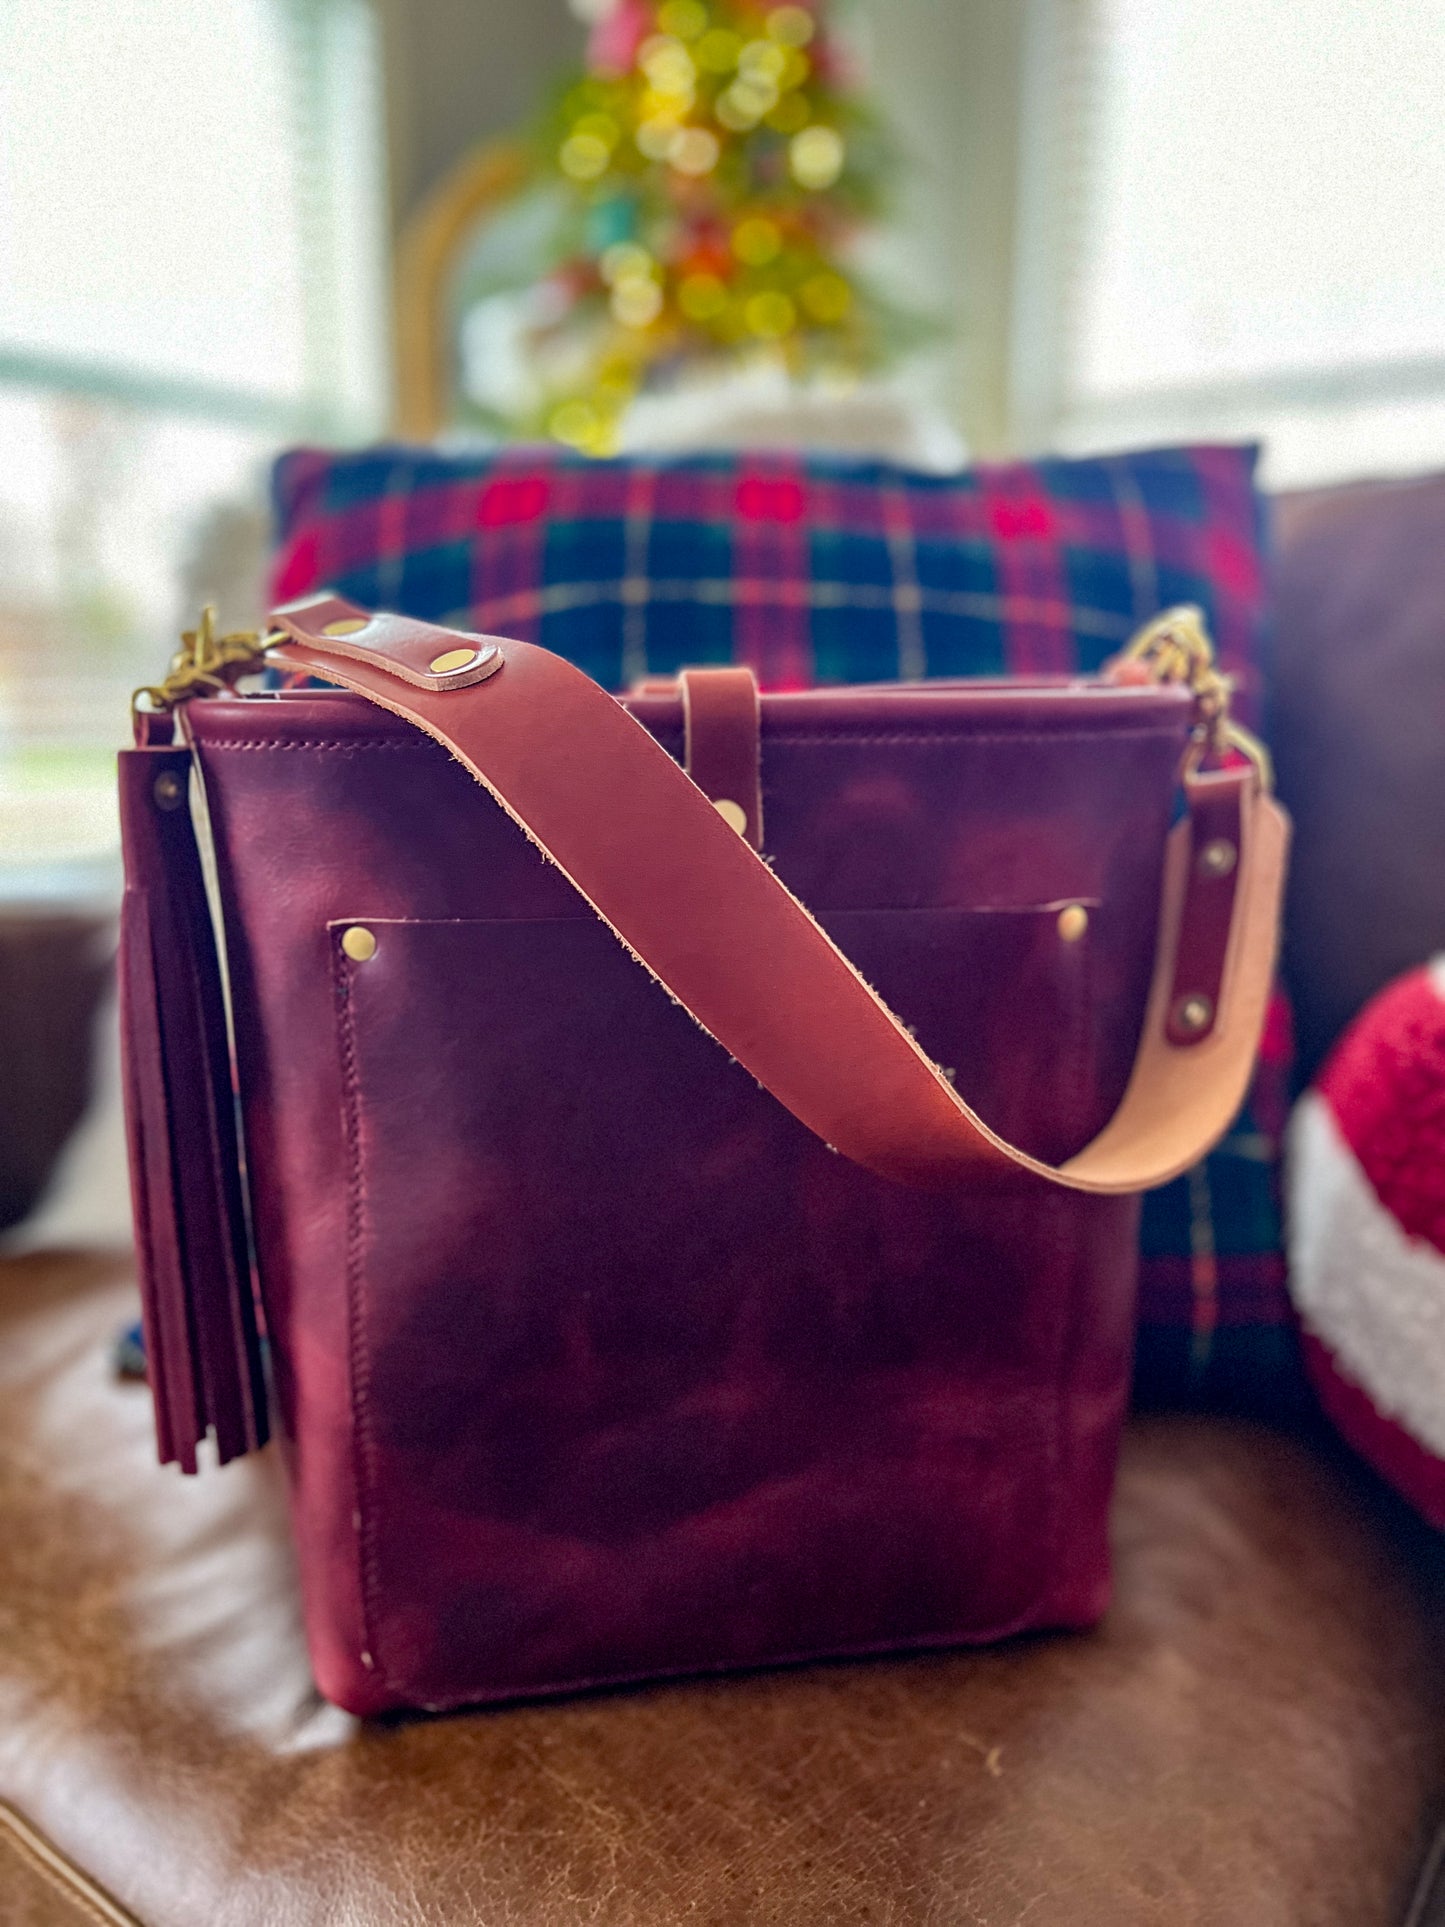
left=117, top=744, right=269, bottom=1469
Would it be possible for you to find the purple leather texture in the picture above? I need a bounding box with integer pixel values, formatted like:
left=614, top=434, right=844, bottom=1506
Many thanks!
left=162, top=680, right=1188, bottom=1714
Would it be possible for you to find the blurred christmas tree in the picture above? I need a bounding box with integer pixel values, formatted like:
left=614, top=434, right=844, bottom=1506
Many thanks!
left=458, top=0, right=923, bottom=454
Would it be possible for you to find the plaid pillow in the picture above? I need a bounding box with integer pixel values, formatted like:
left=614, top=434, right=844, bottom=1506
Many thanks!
left=271, top=440, right=1296, bottom=1407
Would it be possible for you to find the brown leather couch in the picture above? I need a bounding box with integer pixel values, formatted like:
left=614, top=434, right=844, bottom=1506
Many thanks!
left=4, top=477, right=1445, bottom=1926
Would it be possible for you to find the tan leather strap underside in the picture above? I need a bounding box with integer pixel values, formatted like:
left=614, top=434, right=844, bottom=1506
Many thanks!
left=266, top=600, right=1288, bottom=1195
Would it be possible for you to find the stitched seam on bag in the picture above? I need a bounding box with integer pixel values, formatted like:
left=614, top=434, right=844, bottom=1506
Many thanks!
left=1064, top=901, right=1098, bottom=1152
left=1008, top=942, right=1095, bottom=1629
left=353, top=902, right=1106, bottom=929
left=761, top=729, right=1178, bottom=747
left=392, top=1607, right=1077, bottom=1715
left=1044, top=1186, right=1077, bottom=1615
left=333, top=953, right=387, bottom=1694
left=199, top=740, right=419, bottom=750
left=200, top=726, right=1182, bottom=751
left=0, top=1803, right=142, bottom=1927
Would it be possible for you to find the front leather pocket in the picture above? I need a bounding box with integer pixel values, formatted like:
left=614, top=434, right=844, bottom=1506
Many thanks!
left=330, top=907, right=1120, bottom=1705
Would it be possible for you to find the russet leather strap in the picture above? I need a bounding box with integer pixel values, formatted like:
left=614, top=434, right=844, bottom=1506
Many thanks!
left=267, top=596, right=1289, bottom=1195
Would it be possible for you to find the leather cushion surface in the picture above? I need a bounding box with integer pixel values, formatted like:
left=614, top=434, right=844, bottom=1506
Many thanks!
left=0, top=917, right=111, bottom=1233
left=2, top=1251, right=1443, bottom=1925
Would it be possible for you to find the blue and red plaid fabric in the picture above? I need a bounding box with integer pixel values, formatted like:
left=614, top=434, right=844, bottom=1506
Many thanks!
left=271, top=439, right=1297, bottom=1407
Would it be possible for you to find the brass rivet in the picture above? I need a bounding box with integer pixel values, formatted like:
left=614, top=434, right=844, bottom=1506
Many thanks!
left=1174, top=992, right=1214, bottom=1034
left=153, top=771, right=185, bottom=811
left=322, top=617, right=370, bottom=638
left=341, top=925, right=377, bottom=963
left=429, top=647, right=480, bottom=675
left=1199, top=837, right=1237, bottom=879
left=713, top=798, right=748, bottom=835
left=1057, top=903, right=1089, bottom=943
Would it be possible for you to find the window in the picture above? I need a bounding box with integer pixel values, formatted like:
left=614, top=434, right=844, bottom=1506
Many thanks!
left=1013, top=0, right=1445, bottom=487
left=0, top=0, right=386, bottom=877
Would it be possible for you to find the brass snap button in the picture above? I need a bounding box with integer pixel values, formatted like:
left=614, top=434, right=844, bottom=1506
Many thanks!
left=322, top=617, right=370, bottom=638
left=1198, top=837, right=1237, bottom=878
left=712, top=798, right=748, bottom=835
left=340, top=926, right=378, bottom=962
left=1173, top=992, right=1214, bottom=1034
left=1057, top=904, right=1089, bottom=943
left=428, top=647, right=481, bottom=675
left=152, top=771, right=185, bottom=811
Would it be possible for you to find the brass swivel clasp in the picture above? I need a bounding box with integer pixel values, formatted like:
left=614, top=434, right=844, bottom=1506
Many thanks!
left=132, top=605, right=282, bottom=717
left=1113, top=604, right=1273, bottom=792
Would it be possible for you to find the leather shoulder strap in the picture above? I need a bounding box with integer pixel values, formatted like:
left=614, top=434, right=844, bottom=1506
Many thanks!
left=267, top=597, right=1289, bottom=1195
